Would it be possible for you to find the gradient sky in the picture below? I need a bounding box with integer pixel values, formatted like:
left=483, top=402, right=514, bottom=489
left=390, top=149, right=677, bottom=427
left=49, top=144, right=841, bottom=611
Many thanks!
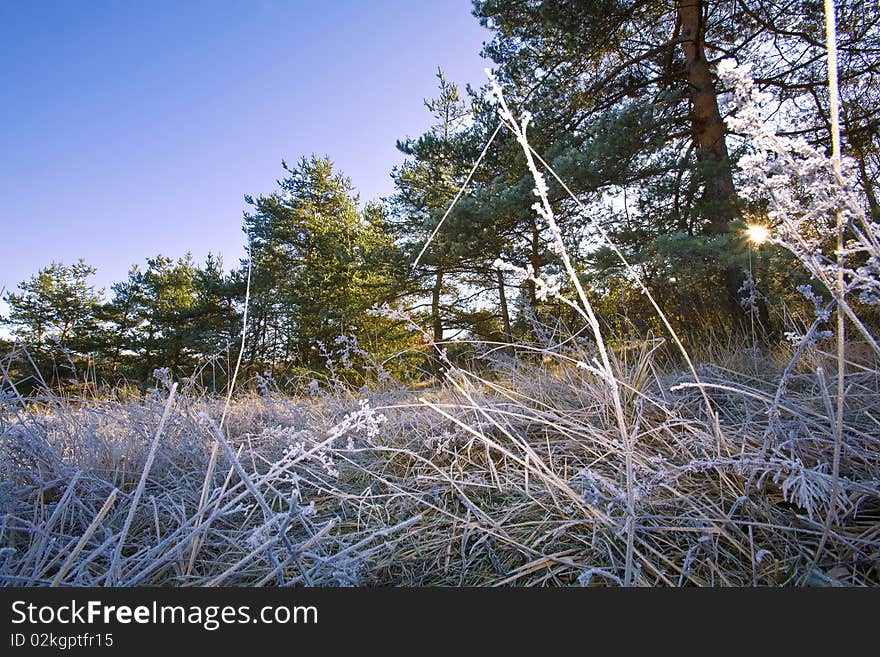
left=0, top=0, right=491, bottom=301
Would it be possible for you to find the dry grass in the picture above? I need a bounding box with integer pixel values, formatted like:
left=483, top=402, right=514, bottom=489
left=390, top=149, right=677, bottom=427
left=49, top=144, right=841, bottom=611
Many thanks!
left=2, top=341, right=877, bottom=587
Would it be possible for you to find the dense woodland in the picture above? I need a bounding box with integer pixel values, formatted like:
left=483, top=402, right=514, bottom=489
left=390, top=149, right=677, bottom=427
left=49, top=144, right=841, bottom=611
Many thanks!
left=3, top=0, right=879, bottom=392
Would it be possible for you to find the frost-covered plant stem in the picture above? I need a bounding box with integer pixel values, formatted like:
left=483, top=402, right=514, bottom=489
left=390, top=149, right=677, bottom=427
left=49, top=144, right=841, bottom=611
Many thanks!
left=519, top=126, right=725, bottom=455
left=720, top=0, right=866, bottom=569
left=815, top=0, right=846, bottom=569
left=107, top=382, right=177, bottom=586
left=487, top=72, right=637, bottom=586
left=720, top=61, right=880, bottom=357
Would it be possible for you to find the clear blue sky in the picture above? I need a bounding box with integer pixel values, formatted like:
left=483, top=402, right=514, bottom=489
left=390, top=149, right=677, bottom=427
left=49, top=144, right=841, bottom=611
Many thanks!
left=0, top=0, right=491, bottom=299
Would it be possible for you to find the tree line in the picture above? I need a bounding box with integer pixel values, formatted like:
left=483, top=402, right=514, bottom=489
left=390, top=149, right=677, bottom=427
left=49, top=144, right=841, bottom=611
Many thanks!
left=3, top=0, right=878, bottom=393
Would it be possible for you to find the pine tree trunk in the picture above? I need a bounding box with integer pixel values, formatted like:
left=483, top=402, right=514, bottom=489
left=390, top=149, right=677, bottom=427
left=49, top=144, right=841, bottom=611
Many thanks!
left=245, top=310, right=264, bottom=371
left=679, top=0, right=737, bottom=228
left=853, top=146, right=880, bottom=221
left=528, top=220, right=541, bottom=308
left=678, top=0, right=743, bottom=324
left=497, top=269, right=512, bottom=343
left=431, top=269, right=444, bottom=376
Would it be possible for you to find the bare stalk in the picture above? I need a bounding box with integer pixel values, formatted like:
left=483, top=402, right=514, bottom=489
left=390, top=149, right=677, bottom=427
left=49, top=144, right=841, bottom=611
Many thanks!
left=488, top=74, right=636, bottom=586
left=813, top=0, right=846, bottom=569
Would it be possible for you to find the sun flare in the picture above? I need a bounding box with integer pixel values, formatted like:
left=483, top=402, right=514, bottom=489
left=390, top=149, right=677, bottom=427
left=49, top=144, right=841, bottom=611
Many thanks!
left=747, top=224, right=771, bottom=245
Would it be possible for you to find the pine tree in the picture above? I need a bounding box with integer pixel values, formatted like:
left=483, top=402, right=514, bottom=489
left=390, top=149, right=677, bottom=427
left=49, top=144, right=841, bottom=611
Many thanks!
left=244, top=156, right=402, bottom=373
left=471, top=2, right=874, bottom=333
left=2, top=260, right=103, bottom=388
